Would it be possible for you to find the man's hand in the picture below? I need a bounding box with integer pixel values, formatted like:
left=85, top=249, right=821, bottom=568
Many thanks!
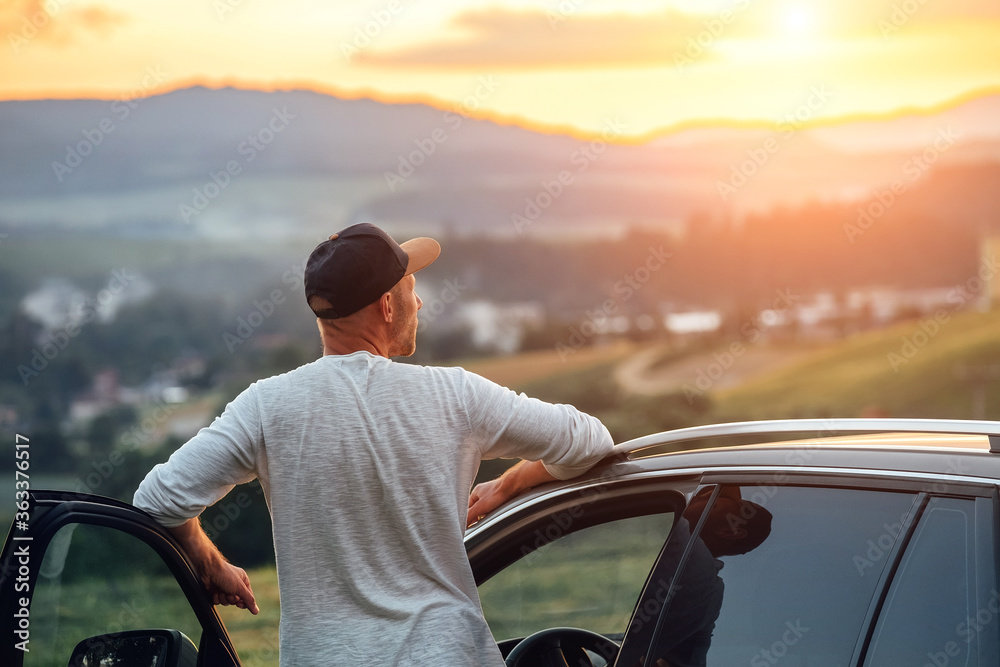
left=467, top=460, right=558, bottom=527
left=200, top=560, right=259, bottom=614
left=467, top=477, right=505, bottom=527
left=169, top=518, right=259, bottom=615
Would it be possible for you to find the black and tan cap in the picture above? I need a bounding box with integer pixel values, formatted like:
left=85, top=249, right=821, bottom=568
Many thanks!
left=304, top=223, right=440, bottom=319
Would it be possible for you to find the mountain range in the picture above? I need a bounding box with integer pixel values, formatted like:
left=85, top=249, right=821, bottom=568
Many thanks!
left=1, top=86, right=999, bottom=241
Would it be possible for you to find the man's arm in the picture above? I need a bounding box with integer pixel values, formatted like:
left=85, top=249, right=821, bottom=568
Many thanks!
left=134, top=387, right=263, bottom=613
left=169, top=518, right=259, bottom=615
left=467, top=460, right=557, bottom=527
left=461, top=371, right=615, bottom=526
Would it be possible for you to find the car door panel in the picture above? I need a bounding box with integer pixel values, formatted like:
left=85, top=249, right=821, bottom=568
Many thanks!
left=860, top=494, right=1000, bottom=666
left=619, top=482, right=921, bottom=667
left=1, top=491, right=240, bottom=667
left=468, top=477, right=691, bottom=662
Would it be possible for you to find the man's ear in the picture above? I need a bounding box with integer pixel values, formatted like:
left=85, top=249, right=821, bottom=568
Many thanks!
left=379, top=292, right=394, bottom=322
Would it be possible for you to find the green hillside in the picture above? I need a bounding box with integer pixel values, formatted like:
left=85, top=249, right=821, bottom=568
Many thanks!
left=461, top=309, right=1000, bottom=446
left=711, top=309, right=1000, bottom=422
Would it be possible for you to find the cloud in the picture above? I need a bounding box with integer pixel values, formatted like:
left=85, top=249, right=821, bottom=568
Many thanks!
left=75, top=5, right=128, bottom=36
left=2, top=0, right=128, bottom=50
left=356, top=7, right=731, bottom=70
left=736, top=0, right=1000, bottom=40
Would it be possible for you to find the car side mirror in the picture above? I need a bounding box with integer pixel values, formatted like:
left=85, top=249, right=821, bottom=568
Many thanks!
left=68, top=628, right=197, bottom=667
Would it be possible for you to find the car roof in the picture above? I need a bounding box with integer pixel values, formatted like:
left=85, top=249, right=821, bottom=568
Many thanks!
left=614, top=419, right=1000, bottom=483
left=467, top=419, right=1000, bottom=541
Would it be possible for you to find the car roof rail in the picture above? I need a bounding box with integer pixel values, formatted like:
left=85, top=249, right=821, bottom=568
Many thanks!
left=614, top=418, right=1000, bottom=456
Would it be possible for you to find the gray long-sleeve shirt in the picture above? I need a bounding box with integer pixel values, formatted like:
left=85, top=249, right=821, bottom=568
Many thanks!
left=133, top=351, right=614, bottom=666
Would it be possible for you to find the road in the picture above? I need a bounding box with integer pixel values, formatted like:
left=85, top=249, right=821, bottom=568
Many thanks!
left=613, top=342, right=818, bottom=396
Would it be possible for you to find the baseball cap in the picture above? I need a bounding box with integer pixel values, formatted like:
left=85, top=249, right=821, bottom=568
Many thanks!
left=304, top=223, right=440, bottom=319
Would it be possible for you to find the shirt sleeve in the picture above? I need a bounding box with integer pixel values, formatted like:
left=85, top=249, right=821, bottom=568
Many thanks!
left=132, top=385, right=262, bottom=527
left=461, top=371, right=614, bottom=480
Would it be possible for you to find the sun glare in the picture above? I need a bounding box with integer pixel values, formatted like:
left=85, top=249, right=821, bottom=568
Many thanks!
left=780, top=6, right=815, bottom=37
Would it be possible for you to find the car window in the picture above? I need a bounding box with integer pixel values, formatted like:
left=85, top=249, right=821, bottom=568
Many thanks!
left=865, top=496, right=998, bottom=666
left=478, top=511, right=675, bottom=643
left=632, top=485, right=917, bottom=667
left=24, top=522, right=202, bottom=667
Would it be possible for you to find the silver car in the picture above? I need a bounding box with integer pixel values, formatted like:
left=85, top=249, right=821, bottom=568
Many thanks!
left=4, top=418, right=1000, bottom=666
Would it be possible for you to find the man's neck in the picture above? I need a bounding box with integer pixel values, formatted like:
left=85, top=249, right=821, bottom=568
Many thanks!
left=321, top=335, right=389, bottom=359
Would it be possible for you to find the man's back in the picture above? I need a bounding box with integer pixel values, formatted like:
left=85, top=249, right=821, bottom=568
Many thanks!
left=258, top=352, right=500, bottom=664
left=136, top=351, right=611, bottom=665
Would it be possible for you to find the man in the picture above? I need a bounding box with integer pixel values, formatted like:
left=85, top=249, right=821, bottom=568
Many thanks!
left=133, top=223, right=614, bottom=666
left=619, top=486, right=773, bottom=667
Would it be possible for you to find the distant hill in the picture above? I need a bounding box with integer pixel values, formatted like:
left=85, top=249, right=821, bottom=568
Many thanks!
left=711, top=309, right=1000, bottom=421
left=1, top=86, right=999, bottom=241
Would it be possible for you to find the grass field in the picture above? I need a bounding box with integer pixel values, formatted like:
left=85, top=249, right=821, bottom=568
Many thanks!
left=218, top=566, right=283, bottom=667
left=710, top=309, right=1000, bottom=421
left=479, top=512, right=674, bottom=641
left=457, top=340, right=637, bottom=390
left=457, top=309, right=1000, bottom=434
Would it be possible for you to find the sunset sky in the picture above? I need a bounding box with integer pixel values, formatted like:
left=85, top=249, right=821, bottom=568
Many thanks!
left=2, top=0, right=1000, bottom=138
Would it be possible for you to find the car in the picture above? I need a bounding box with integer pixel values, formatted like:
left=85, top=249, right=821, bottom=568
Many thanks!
left=4, top=417, right=1000, bottom=666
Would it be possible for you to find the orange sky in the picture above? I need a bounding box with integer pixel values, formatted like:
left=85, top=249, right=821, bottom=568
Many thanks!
left=2, top=0, right=1000, bottom=138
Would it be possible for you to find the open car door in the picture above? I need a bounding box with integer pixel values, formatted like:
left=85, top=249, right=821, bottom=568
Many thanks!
left=1, top=490, right=242, bottom=667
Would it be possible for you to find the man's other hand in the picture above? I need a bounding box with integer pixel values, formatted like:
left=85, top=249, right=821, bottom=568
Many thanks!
left=467, top=460, right=558, bottom=528
left=467, top=477, right=505, bottom=527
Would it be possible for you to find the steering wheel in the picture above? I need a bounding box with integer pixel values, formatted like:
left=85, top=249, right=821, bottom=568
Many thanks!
left=504, top=627, right=620, bottom=667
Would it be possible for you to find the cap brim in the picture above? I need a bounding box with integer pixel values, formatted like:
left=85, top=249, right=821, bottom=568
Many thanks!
left=401, top=237, right=441, bottom=275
